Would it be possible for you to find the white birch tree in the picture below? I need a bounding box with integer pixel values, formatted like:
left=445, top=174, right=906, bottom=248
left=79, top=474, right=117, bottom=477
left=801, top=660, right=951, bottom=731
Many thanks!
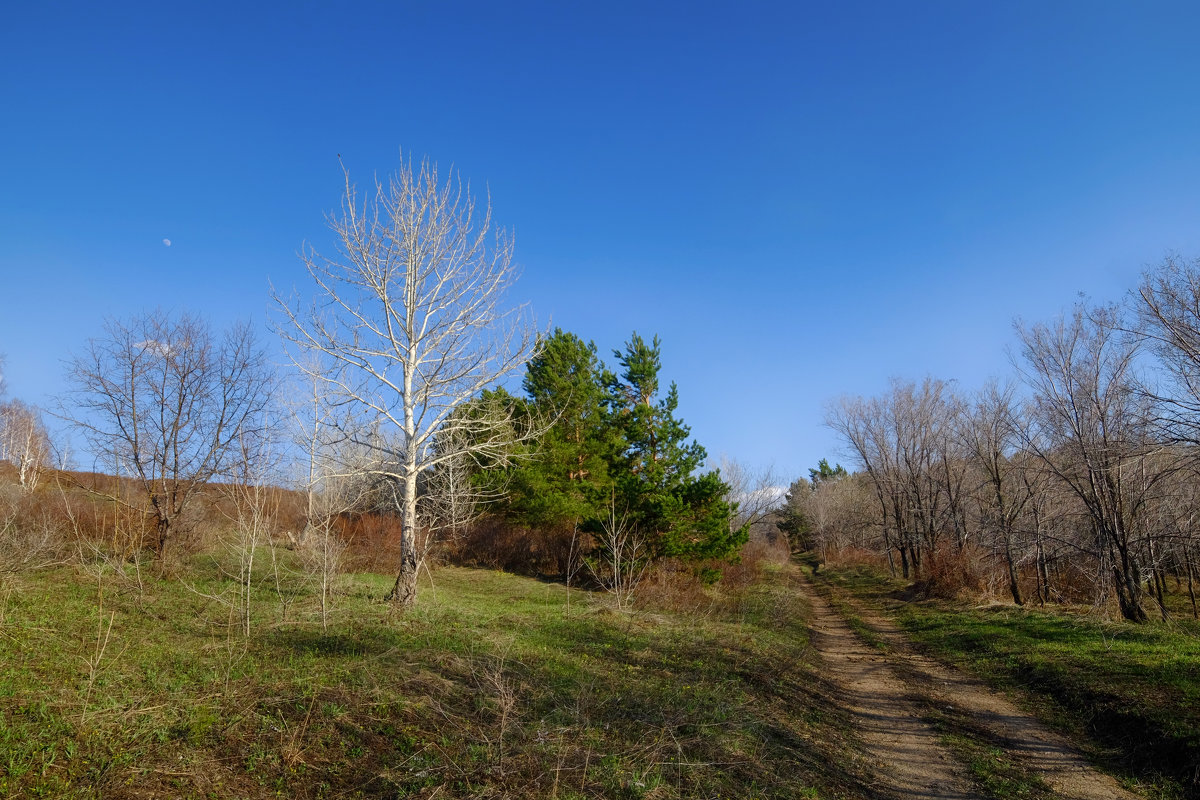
left=0, top=399, right=51, bottom=492
left=274, top=156, right=539, bottom=608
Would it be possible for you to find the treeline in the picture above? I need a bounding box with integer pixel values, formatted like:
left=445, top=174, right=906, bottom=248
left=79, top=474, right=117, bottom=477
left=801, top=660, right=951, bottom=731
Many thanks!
left=0, top=326, right=743, bottom=595
left=785, top=255, right=1200, bottom=623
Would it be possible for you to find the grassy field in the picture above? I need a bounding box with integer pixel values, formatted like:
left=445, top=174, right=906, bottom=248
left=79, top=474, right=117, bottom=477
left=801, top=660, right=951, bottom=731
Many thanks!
left=814, top=563, right=1200, bottom=800
left=0, top=556, right=876, bottom=799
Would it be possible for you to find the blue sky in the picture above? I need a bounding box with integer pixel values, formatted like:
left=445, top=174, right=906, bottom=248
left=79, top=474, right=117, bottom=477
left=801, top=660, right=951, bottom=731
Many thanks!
left=3, top=1, right=1200, bottom=481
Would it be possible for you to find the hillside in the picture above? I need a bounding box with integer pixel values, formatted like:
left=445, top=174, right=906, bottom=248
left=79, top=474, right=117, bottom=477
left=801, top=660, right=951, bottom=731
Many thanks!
left=0, top=557, right=874, bottom=799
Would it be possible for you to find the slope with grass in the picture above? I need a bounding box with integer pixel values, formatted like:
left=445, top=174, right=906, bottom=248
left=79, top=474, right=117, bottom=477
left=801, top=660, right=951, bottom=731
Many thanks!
left=0, top=557, right=879, bottom=799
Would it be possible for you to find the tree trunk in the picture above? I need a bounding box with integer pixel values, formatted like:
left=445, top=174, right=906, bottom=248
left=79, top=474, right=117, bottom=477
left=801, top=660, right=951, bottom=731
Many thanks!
left=1113, top=563, right=1148, bottom=623
left=1004, top=532, right=1024, bottom=606
left=387, top=549, right=419, bottom=607
left=882, top=524, right=897, bottom=577
left=1185, top=546, right=1198, bottom=620
left=1153, top=567, right=1170, bottom=622
left=1034, top=520, right=1048, bottom=605
left=386, top=467, right=421, bottom=609
left=1147, top=536, right=1170, bottom=621
left=156, top=515, right=171, bottom=555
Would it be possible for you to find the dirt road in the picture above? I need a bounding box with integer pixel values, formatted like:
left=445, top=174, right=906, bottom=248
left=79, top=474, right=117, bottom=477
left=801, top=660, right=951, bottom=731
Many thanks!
left=799, top=571, right=1141, bottom=800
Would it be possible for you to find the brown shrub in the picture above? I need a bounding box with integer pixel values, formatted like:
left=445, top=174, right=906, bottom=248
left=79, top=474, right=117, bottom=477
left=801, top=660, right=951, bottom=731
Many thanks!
left=910, top=546, right=984, bottom=600
left=440, top=517, right=592, bottom=578
left=0, top=486, right=69, bottom=571
left=330, top=512, right=405, bottom=573
left=720, top=537, right=789, bottom=591
left=822, top=545, right=889, bottom=570
left=526, top=525, right=590, bottom=578
left=1045, top=554, right=1102, bottom=605
left=30, top=478, right=152, bottom=557
left=637, top=561, right=712, bottom=614
left=442, top=516, right=529, bottom=572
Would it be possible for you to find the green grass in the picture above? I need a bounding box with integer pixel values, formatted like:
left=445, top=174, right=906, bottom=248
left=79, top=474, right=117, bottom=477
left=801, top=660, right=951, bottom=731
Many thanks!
left=0, top=556, right=876, bottom=799
left=939, top=731, right=1053, bottom=800
left=815, top=563, right=1200, bottom=800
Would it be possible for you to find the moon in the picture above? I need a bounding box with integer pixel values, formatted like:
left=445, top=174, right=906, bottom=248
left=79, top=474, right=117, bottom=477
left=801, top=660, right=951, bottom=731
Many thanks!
left=163, top=238, right=172, bottom=247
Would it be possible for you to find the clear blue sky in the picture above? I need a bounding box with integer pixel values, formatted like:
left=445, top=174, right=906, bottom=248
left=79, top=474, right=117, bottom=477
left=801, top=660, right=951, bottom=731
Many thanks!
left=4, top=1, right=1200, bottom=482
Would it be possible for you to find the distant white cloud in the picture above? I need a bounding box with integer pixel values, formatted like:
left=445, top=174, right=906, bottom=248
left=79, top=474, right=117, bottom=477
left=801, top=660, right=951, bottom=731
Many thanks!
left=739, top=485, right=787, bottom=508
left=136, top=340, right=173, bottom=357
left=162, top=238, right=172, bottom=247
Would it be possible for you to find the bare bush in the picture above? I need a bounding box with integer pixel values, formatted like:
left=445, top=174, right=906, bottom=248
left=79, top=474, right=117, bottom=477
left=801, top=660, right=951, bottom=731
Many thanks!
left=1016, top=303, right=1168, bottom=622
left=0, top=486, right=63, bottom=573
left=586, top=499, right=650, bottom=611
left=909, top=546, right=984, bottom=600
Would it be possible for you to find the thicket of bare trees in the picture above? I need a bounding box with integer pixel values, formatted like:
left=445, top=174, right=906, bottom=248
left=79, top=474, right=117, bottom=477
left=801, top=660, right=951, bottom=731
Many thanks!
left=0, top=398, right=50, bottom=492
left=819, top=257, right=1200, bottom=623
left=0, top=356, right=50, bottom=493
left=826, top=377, right=965, bottom=579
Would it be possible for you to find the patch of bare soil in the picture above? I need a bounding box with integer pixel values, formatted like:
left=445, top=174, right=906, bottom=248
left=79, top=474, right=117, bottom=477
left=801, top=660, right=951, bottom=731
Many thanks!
left=800, top=571, right=1142, bottom=800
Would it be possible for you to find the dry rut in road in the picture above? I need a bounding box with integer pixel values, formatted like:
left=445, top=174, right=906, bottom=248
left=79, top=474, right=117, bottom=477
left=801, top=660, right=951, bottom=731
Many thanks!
left=799, top=571, right=1141, bottom=800
left=803, top=572, right=980, bottom=799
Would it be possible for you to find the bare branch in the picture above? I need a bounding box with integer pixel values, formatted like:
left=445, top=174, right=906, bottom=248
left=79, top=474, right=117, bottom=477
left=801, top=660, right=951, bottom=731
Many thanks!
left=273, top=155, right=540, bottom=607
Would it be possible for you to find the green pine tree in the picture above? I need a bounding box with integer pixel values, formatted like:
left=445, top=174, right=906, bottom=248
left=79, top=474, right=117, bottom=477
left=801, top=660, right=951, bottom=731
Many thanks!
left=606, top=333, right=744, bottom=561
left=808, top=458, right=848, bottom=487
left=507, top=329, right=618, bottom=531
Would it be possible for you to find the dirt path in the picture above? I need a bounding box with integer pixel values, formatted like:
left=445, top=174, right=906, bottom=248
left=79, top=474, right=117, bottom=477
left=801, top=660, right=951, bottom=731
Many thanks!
left=799, top=572, right=1141, bottom=800
left=804, top=573, right=980, bottom=799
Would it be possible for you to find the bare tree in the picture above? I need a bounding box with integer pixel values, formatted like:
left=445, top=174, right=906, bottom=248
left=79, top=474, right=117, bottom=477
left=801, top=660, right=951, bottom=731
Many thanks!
left=587, top=493, right=649, bottom=611
left=1129, top=256, right=1200, bottom=617
left=210, top=437, right=279, bottom=638
left=718, top=456, right=783, bottom=540
left=61, top=311, right=274, bottom=558
left=1136, top=254, right=1200, bottom=447
left=282, top=360, right=386, bottom=627
left=295, top=464, right=357, bottom=632
left=828, top=378, right=963, bottom=578
left=274, top=156, right=539, bottom=607
left=959, top=381, right=1034, bottom=605
left=0, top=399, right=51, bottom=492
left=828, top=393, right=904, bottom=574
left=1016, top=303, right=1168, bottom=622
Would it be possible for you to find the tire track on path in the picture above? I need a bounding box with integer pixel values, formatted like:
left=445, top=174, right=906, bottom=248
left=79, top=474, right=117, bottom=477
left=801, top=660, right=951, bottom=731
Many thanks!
left=802, top=572, right=981, bottom=799
left=800, top=570, right=1143, bottom=800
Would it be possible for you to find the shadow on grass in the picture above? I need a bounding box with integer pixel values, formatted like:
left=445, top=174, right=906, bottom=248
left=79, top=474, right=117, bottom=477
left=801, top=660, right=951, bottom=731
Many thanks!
left=261, top=626, right=414, bottom=659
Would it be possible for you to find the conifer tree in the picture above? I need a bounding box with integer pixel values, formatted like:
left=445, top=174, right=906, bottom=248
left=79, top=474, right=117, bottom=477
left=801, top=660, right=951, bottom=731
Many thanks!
left=508, top=329, right=617, bottom=530
left=606, top=333, right=743, bottom=560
